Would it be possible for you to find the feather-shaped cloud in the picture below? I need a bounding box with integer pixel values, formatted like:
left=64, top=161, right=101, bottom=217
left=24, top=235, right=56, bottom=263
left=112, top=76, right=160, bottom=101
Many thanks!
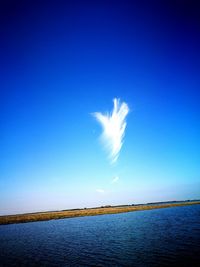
left=93, top=98, right=129, bottom=164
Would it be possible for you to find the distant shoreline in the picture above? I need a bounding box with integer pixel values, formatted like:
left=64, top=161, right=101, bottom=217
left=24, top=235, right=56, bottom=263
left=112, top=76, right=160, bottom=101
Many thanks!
left=0, top=201, right=200, bottom=225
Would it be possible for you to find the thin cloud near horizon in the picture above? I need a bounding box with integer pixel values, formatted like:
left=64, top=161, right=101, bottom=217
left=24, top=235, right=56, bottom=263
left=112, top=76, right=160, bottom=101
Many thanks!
left=96, top=189, right=105, bottom=194
left=93, top=98, right=129, bottom=164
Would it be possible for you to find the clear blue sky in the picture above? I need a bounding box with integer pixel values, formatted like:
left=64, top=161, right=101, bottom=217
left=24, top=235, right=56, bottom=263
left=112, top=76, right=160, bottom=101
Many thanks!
left=1, top=1, right=199, bottom=215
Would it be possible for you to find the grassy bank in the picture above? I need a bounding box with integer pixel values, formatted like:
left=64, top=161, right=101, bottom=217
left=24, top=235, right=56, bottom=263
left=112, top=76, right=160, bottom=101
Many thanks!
left=0, top=201, right=199, bottom=225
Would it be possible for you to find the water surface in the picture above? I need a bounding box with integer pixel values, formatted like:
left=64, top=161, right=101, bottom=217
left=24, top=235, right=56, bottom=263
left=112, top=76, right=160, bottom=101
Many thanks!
left=0, top=205, right=200, bottom=266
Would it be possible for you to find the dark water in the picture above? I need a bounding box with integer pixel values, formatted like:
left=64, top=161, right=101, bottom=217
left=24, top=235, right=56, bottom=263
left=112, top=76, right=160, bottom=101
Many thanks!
left=0, top=205, right=200, bottom=267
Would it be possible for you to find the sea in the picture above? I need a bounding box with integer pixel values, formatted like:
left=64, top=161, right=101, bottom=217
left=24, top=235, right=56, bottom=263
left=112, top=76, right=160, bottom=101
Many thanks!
left=0, top=204, right=200, bottom=266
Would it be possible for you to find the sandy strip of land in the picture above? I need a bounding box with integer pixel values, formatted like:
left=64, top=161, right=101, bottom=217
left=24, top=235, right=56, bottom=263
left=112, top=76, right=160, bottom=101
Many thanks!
left=0, top=201, right=199, bottom=225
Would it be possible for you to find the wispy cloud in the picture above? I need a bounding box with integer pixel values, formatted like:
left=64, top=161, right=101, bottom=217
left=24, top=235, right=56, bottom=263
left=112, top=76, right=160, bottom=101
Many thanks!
left=93, top=98, right=129, bottom=164
left=96, top=188, right=105, bottom=194
left=111, top=176, right=119, bottom=184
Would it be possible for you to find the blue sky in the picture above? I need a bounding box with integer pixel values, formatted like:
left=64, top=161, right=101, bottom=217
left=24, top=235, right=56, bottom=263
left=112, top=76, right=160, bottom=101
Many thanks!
left=1, top=1, right=200, bottom=215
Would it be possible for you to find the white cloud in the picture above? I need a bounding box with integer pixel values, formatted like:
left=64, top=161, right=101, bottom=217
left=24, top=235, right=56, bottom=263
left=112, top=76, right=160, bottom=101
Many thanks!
left=96, top=188, right=105, bottom=193
left=93, top=98, right=129, bottom=164
left=111, top=176, right=119, bottom=184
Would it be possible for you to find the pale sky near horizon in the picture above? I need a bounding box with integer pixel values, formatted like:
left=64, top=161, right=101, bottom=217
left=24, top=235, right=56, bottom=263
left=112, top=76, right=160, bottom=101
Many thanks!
left=1, top=1, right=200, bottom=215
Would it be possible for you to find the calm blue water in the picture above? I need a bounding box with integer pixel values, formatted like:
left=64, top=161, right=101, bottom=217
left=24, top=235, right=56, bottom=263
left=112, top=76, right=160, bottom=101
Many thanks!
left=0, top=205, right=200, bottom=267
